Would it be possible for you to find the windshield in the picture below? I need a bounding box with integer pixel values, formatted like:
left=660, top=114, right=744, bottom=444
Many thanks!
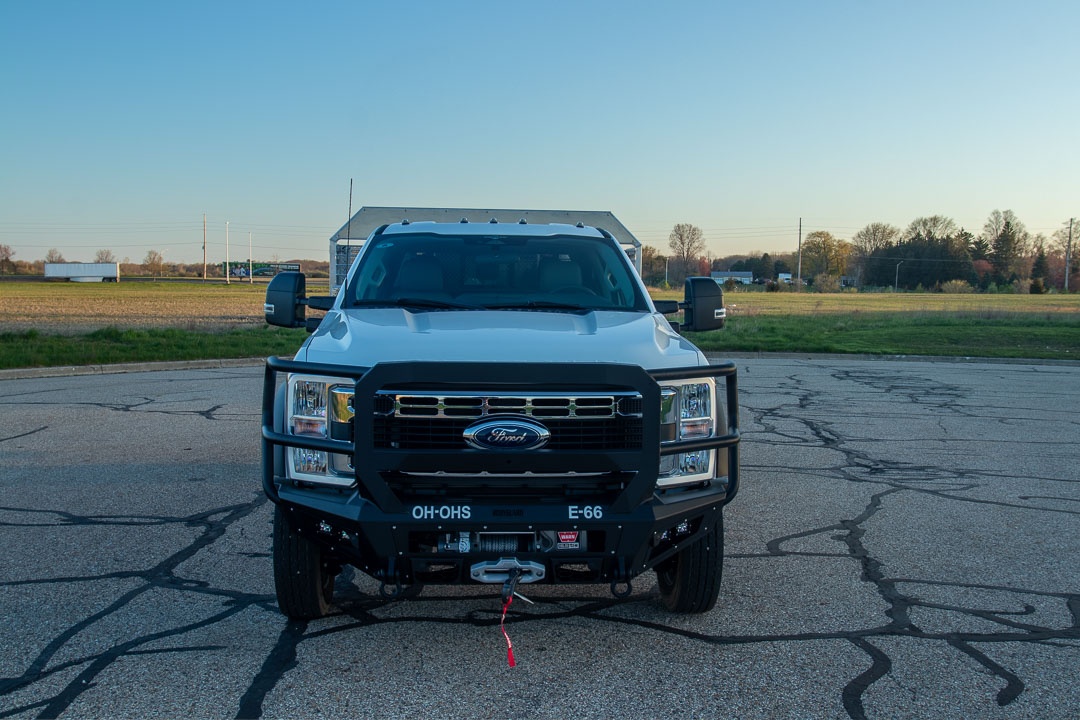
left=345, top=233, right=648, bottom=312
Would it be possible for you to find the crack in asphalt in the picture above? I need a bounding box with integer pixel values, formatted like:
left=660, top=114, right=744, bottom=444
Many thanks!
left=227, top=366, right=1077, bottom=718
left=0, top=499, right=270, bottom=717
left=0, top=427, right=49, bottom=444
left=1, top=365, right=1077, bottom=719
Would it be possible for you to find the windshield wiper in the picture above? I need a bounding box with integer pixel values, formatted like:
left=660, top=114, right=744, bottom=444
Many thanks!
left=484, top=301, right=593, bottom=312
left=349, top=298, right=481, bottom=311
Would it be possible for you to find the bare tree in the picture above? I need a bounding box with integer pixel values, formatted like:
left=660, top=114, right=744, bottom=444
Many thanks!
left=1051, top=220, right=1075, bottom=259
left=44, top=248, right=65, bottom=263
left=668, top=223, right=705, bottom=283
left=1050, top=219, right=1077, bottom=289
left=0, top=244, right=13, bottom=274
left=981, top=209, right=1026, bottom=244
left=94, top=249, right=118, bottom=263
left=639, top=244, right=667, bottom=286
left=905, top=216, right=957, bottom=241
left=852, top=222, right=900, bottom=255
left=850, top=222, right=900, bottom=285
left=144, top=249, right=165, bottom=278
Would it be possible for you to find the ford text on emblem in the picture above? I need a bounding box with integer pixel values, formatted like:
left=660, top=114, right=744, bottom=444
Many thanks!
left=463, top=418, right=550, bottom=451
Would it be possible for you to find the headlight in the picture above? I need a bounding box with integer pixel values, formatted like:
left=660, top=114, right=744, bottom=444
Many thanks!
left=658, top=380, right=717, bottom=488
left=286, top=374, right=354, bottom=486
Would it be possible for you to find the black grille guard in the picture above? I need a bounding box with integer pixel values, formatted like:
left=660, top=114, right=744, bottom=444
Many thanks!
left=261, top=357, right=740, bottom=514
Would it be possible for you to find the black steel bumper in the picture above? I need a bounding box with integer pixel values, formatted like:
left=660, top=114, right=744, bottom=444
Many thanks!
left=261, top=357, right=739, bottom=586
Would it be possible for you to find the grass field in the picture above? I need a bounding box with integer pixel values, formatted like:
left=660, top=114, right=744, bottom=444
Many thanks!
left=672, top=290, right=1080, bottom=360
left=0, top=280, right=1077, bottom=369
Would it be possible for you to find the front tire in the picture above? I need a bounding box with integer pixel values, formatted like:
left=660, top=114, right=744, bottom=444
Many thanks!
left=655, top=514, right=724, bottom=613
left=273, top=505, right=338, bottom=619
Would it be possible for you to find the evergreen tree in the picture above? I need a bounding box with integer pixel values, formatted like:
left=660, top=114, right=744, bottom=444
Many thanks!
left=1031, top=245, right=1049, bottom=281
left=968, top=235, right=991, bottom=261
left=990, top=221, right=1020, bottom=282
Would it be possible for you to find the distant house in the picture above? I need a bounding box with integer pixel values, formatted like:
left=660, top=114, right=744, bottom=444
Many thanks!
left=777, top=273, right=793, bottom=284
left=711, top=271, right=754, bottom=285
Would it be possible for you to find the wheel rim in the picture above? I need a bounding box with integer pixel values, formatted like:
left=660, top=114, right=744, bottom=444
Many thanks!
left=656, top=558, right=677, bottom=593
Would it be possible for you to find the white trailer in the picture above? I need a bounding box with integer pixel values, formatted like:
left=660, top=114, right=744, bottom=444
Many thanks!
left=328, top=207, right=643, bottom=294
left=44, top=262, right=120, bottom=282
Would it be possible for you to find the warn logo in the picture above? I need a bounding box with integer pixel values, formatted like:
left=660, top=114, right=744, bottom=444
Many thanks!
left=558, top=531, right=579, bottom=543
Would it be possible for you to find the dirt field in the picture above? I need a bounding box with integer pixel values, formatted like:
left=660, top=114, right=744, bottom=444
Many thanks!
left=0, top=280, right=328, bottom=335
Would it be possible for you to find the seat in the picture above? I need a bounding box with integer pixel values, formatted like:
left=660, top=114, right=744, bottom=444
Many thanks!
left=538, top=258, right=583, bottom=292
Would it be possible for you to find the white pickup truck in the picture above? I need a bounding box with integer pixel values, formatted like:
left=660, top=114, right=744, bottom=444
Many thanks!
left=260, top=216, right=739, bottom=619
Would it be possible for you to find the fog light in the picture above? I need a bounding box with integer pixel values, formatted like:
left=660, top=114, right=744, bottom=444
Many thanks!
left=293, top=448, right=328, bottom=475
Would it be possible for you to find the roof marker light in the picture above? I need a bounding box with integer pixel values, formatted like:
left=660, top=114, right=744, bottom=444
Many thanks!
left=489, top=217, right=499, bottom=224
left=518, top=218, right=527, bottom=224
left=576, top=222, right=585, bottom=228
left=401, top=218, right=411, bottom=225
left=460, top=218, right=469, bottom=223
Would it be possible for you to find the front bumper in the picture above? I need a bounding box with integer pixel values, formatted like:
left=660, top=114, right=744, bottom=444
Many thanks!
left=261, top=357, right=739, bottom=586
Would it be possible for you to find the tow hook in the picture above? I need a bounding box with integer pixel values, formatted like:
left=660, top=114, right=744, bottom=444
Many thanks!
left=501, top=568, right=522, bottom=605
left=610, top=579, right=633, bottom=599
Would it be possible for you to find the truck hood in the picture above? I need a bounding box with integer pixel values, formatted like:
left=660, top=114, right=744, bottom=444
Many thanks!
left=298, top=309, right=706, bottom=370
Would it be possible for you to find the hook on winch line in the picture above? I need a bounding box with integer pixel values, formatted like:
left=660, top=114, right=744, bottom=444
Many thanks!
left=501, top=568, right=523, bottom=604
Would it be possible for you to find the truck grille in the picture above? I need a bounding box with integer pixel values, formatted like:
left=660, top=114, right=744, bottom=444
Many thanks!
left=371, top=391, right=644, bottom=450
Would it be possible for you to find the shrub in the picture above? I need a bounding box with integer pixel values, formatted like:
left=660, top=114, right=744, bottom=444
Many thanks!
left=813, top=274, right=841, bottom=293
left=940, top=279, right=974, bottom=294
left=1030, top=278, right=1047, bottom=295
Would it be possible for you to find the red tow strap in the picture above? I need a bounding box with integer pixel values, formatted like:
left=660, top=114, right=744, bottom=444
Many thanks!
left=500, top=595, right=516, bottom=667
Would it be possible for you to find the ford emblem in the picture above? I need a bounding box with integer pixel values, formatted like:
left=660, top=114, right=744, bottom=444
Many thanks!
left=463, top=418, right=550, bottom=451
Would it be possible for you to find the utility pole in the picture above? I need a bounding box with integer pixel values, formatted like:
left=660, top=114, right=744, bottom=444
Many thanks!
left=248, top=232, right=253, bottom=284
left=1066, top=218, right=1074, bottom=292
left=895, top=260, right=904, bottom=293
left=202, top=214, right=208, bottom=281
left=796, top=217, right=803, bottom=291
left=225, top=221, right=230, bottom=285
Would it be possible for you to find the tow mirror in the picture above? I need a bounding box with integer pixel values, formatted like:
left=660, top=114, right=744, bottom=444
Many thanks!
left=264, top=272, right=307, bottom=328
left=680, top=277, right=726, bottom=331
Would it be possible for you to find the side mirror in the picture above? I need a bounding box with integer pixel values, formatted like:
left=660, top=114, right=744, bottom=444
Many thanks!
left=653, top=300, right=679, bottom=314
left=264, top=272, right=307, bottom=328
left=681, top=277, right=726, bottom=331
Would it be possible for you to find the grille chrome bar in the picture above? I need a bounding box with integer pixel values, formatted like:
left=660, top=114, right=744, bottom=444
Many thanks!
left=375, top=391, right=643, bottom=420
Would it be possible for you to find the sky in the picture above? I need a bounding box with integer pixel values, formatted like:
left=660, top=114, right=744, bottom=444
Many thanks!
left=2, top=1, right=1078, bottom=265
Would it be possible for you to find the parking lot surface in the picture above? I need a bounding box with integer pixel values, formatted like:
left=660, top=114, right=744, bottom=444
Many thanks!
left=1, top=358, right=1077, bottom=719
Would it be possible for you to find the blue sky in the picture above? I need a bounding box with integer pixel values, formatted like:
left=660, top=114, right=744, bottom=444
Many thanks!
left=2, top=1, right=1077, bottom=264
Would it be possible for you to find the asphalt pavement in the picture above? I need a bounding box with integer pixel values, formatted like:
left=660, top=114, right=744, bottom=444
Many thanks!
left=0, top=358, right=1077, bottom=719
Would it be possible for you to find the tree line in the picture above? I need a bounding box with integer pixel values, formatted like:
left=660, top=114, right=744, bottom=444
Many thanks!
left=643, top=212, right=1077, bottom=292
left=0, top=245, right=328, bottom=279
